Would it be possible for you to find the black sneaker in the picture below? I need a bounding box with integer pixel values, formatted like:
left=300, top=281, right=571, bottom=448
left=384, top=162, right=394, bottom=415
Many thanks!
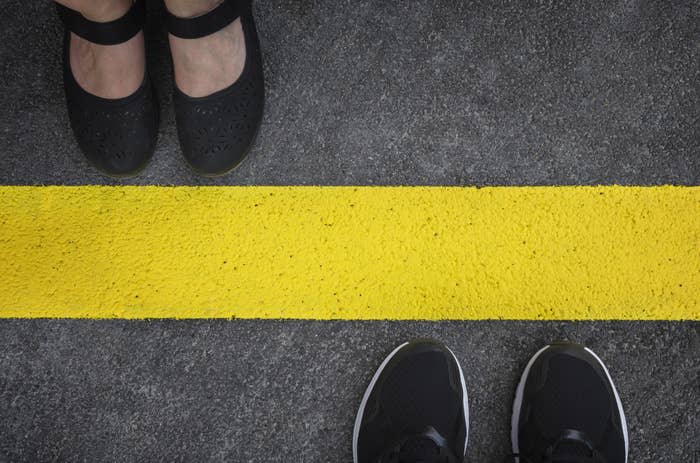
left=353, top=340, right=469, bottom=463
left=511, top=342, right=628, bottom=463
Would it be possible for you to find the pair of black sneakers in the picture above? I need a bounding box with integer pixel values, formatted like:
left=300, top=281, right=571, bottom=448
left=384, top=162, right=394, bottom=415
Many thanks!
left=354, top=341, right=628, bottom=463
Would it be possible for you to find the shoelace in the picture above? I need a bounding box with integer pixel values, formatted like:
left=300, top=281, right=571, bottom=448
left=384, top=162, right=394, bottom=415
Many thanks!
left=506, top=429, right=608, bottom=463
left=383, top=450, right=456, bottom=463
left=507, top=453, right=606, bottom=463
left=378, top=429, right=461, bottom=463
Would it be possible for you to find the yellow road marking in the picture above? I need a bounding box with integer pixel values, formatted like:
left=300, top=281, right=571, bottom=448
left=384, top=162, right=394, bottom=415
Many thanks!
left=0, top=186, right=698, bottom=319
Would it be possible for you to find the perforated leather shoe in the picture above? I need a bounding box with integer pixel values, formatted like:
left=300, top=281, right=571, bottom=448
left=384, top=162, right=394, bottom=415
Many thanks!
left=165, top=0, right=264, bottom=176
left=57, top=0, right=158, bottom=177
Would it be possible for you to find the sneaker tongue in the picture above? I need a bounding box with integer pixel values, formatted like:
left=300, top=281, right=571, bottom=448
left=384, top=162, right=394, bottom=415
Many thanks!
left=399, top=436, right=441, bottom=461
left=548, top=440, right=598, bottom=463
left=554, top=441, right=591, bottom=457
left=385, top=427, right=457, bottom=463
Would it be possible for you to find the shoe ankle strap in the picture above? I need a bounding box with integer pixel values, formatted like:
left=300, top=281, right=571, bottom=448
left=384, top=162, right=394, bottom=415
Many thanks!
left=164, top=0, right=247, bottom=40
left=55, top=0, right=145, bottom=46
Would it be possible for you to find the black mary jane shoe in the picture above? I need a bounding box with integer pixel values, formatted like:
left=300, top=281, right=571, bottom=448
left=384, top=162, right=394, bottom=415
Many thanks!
left=165, top=0, right=265, bottom=176
left=56, top=0, right=159, bottom=177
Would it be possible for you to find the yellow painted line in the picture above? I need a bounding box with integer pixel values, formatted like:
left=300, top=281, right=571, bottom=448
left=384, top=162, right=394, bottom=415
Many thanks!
left=0, top=186, right=698, bottom=320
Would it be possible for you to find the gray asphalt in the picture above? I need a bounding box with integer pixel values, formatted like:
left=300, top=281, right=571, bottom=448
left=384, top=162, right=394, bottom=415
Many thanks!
left=0, top=321, right=698, bottom=462
left=0, top=0, right=699, bottom=462
left=1, top=0, right=698, bottom=185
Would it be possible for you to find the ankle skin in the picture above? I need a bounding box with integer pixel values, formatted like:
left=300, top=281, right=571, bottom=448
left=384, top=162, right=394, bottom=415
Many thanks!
left=55, top=0, right=133, bottom=22
left=164, top=0, right=222, bottom=18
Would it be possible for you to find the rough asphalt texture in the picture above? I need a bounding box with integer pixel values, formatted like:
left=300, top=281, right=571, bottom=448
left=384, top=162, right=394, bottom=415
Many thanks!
left=1, top=0, right=698, bottom=186
left=0, top=0, right=698, bottom=462
left=1, top=321, right=698, bottom=463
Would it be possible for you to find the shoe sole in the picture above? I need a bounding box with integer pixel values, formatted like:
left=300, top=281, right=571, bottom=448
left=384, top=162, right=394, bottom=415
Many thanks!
left=510, top=344, right=629, bottom=463
left=352, top=342, right=469, bottom=463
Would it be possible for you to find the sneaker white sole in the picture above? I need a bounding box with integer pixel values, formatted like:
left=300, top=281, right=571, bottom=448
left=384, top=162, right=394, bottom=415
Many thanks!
left=510, top=345, right=629, bottom=463
left=352, top=342, right=469, bottom=463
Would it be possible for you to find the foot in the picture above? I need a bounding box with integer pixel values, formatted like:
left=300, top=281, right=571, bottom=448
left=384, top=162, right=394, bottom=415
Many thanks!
left=511, top=342, right=628, bottom=463
left=68, top=0, right=145, bottom=99
left=353, top=340, right=469, bottom=463
left=168, top=5, right=246, bottom=98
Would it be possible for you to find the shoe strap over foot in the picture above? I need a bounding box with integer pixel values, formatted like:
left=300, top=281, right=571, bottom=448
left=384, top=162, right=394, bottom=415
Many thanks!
left=164, top=0, right=246, bottom=39
left=55, top=0, right=145, bottom=46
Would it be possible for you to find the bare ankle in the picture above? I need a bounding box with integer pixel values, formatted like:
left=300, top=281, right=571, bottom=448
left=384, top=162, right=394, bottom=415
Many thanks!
left=68, top=0, right=133, bottom=22
left=164, top=0, right=222, bottom=18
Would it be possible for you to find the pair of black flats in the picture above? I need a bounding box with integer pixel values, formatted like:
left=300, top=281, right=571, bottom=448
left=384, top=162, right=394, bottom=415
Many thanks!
left=56, top=0, right=264, bottom=177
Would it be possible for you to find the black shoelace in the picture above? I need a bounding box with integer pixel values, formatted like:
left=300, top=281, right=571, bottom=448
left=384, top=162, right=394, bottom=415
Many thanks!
left=507, top=429, right=608, bottom=463
left=383, top=451, right=457, bottom=463
left=507, top=453, right=606, bottom=463
left=378, top=430, right=461, bottom=463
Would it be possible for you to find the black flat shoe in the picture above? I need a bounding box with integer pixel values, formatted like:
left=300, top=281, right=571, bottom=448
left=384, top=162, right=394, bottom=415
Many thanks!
left=56, top=0, right=159, bottom=177
left=165, top=0, right=265, bottom=176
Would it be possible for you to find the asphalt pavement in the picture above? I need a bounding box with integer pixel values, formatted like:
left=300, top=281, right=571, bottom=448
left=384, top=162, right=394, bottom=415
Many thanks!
left=0, top=1, right=698, bottom=462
